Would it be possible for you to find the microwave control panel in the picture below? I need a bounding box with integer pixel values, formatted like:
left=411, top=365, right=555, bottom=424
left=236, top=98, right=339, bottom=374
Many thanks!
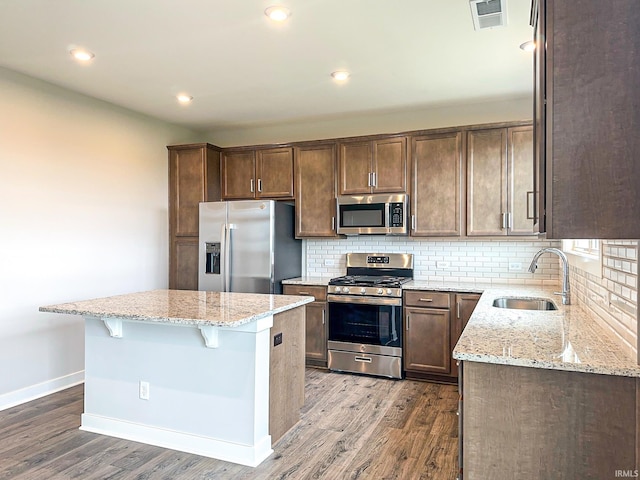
left=389, top=202, right=404, bottom=227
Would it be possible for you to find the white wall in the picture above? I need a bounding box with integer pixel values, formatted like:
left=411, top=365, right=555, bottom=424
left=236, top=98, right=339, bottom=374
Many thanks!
left=0, top=67, right=199, bottom=409
left=205, top=95, right=532, bottom=147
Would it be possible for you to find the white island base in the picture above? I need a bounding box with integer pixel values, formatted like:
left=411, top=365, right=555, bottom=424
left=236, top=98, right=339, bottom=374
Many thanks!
left=40, top=290, right=312, bottom=468
left=82, top=314, right=274, bottom=466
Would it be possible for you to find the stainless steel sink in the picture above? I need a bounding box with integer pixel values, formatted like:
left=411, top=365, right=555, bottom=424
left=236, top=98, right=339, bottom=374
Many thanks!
left=492, top=297, right=558, bottom=311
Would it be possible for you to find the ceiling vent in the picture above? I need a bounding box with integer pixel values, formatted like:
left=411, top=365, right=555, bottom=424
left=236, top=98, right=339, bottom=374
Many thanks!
left=470, top=0, right=507, bottom=30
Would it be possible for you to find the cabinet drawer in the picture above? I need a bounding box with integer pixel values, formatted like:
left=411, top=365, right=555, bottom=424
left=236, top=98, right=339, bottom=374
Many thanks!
left=404, top=291, right=450, bottom=308
left=283, top=285, right=327, bottom=302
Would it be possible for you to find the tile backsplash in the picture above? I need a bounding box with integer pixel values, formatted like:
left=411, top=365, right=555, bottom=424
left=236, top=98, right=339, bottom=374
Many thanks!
left=304, top=237, right=561, bottom=285
left=569, top=240, right=638, bottom=358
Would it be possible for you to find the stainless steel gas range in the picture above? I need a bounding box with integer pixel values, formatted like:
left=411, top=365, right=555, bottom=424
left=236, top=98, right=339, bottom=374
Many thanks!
left=327, top=253, right=413, bottom=379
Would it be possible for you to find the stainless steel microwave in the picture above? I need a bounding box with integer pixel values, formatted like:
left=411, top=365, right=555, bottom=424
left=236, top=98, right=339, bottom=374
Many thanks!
left=336, top=194, right=408, bottom=235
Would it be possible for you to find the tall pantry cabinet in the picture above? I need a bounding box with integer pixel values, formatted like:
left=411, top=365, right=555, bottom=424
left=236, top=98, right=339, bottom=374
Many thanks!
left=168, top=143, right=221, bottom=290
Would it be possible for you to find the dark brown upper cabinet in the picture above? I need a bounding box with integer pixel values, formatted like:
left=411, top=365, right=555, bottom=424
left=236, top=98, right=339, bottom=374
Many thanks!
left=221, top=147, right=294, bottom=200
left=410, top=131, right=463, bottom=237
left=467, top=125, right=534, bottom=236
left=532, top=0, right=640, bottom=239
left=338, top=136, right=407, bottom=195
left=294, top=143, right=338, bottom=238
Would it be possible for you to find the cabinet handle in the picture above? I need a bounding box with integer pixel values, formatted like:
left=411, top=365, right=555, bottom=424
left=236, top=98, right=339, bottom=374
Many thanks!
left=250, top=179, right=254, bottom=193
left=331, top=216, right=335, bottom=231
left=411, top=214, right=416, bottom=231
left=419, top=298, right=433, bottom=302
left=299, top=291, right=310, bottom=295
left=406, top=314, right=410, bottom=330
left=322, top=309, right=325, bottom=325
left=500, top=212, right=507, bottom=229
left=457, top=301, right=461, bottom=319
left=257, top=178, right=262, bottom=193
left=526, top=191, right=535, bottom=220
left=372, top=171, right=377, bottom=187
left=367, top=172, right=372, bottom=187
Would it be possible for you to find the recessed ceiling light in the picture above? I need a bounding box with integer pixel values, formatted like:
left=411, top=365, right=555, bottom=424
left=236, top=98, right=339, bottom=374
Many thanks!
left=265, top=5, right=291, bottom=22
left=519, top=40, right=535, bottom=52
left=331, top=71, right=350, bottom=82
left=69, top=48, right=95, bottom=62
left=176, top=94, right=193, bottom=104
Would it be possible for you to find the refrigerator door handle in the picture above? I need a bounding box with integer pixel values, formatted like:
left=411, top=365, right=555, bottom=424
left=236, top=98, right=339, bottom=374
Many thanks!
left=219, top=223, right=227, bottom=291
left=225, top=223, right=236, bottom=292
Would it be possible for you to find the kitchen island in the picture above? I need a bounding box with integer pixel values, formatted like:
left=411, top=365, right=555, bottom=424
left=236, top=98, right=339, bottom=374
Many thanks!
left=40, top=289, right=314, bottom=467
left=453, top=286, right=640, bottom=479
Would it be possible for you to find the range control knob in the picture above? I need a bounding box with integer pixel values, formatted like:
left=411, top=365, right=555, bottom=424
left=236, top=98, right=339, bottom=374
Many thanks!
left=334, top=286, right=341, bottom=293
left=343, top=287, right=350, bottom=293
left=377, top=288, right=384, bottom=294
left=360, top=287, right=366, bottom=294
left=386, top=288, right=393, bottom=295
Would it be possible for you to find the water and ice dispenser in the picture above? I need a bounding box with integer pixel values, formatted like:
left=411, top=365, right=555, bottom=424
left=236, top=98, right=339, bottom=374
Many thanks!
left=205, top=242, right=221, bottom=275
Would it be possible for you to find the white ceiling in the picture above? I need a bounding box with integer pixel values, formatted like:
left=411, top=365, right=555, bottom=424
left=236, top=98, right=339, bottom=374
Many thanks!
left=0, top=0, right=534, bottom=132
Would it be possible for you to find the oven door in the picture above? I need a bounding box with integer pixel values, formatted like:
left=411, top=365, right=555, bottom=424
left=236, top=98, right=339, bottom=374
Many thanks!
left=327, top=295, right=402, bottom=353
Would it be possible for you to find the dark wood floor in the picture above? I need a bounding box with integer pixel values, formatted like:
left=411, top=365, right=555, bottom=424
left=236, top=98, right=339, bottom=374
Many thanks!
left=0, top=369, right=459, bottom=479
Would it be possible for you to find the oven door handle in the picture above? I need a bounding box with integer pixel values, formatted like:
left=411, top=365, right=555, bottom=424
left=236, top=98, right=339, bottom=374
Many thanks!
left=327, top=294, right=402, bottom=306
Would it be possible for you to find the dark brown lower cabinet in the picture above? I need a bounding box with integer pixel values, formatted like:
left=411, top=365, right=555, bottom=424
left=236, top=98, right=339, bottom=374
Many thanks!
left=404, top=306, right=451, bottom=375
left=170, top=237, right=199, bottom=291
left=404, top=290, right=479, bottom=383
left=450, top=293, right=481, bottom=379
left=283, top=285, right=328, bottom=367
left=461, top=361, right=637, bottom=479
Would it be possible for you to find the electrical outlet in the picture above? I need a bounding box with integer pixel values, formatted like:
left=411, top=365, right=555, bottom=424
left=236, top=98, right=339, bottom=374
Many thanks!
left=273, top=332, right=283, bottom=346
left=509, top=262, right=522, bottom=271
left=324, top=258, right=334, bottom=266
left=436, top=261, right=450, bottom=269
left=139, top=381, right=150, bottom=400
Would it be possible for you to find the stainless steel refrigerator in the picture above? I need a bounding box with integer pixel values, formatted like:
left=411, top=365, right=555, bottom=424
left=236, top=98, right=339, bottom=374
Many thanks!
left=198, top=200, right=301, bottom=294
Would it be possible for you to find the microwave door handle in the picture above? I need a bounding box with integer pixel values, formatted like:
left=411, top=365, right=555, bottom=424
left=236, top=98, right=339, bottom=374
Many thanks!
left=385, top=203, right=391, bottom=231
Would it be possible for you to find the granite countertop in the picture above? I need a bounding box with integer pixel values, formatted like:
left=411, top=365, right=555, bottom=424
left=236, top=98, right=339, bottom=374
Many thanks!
left=282, top=276, right=335, bottom=286
left=283, top=276, right=639, bottom=376
left=453, top=286, right=640, bottom=377
left=40, top=289, right=314, bottom=328
left=404, top=279, right=493, bottom=292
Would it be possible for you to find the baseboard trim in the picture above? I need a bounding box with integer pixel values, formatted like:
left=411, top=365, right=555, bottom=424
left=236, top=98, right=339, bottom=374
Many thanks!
left=0, top=370, right=85, bottom=411
left=80, top=413, right=273, bottom=467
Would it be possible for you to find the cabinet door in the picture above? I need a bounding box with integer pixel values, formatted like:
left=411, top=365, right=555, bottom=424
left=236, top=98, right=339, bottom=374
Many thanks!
left=411, top=132, right=463, bottom=236
left=467, top=128, right=508, bottom=236
left=256, top=147, right=294, bottom=199
left=338, top=141, right=372, bottom=195
left=543, top=1, right=640, bottom=239
left=304, top=302, right=328, bottom=365
left=222, top=150, right=256, bottom=199
left=372, top=137, right=407, bottom=193
left=508, top=126, right=535, bottom=235
left=170, top=237, right=199, bottom=290
left=294, top=143, right=338, bottom=237
left=404, top=307, right=451, bottom=374
left=451, top=293, right=480, bottom=378
left=169, top=147, right=208, bottom=236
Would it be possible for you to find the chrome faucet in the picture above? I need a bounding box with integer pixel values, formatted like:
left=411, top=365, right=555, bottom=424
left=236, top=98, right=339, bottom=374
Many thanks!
left=528, top=247, right=571, bottom=305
